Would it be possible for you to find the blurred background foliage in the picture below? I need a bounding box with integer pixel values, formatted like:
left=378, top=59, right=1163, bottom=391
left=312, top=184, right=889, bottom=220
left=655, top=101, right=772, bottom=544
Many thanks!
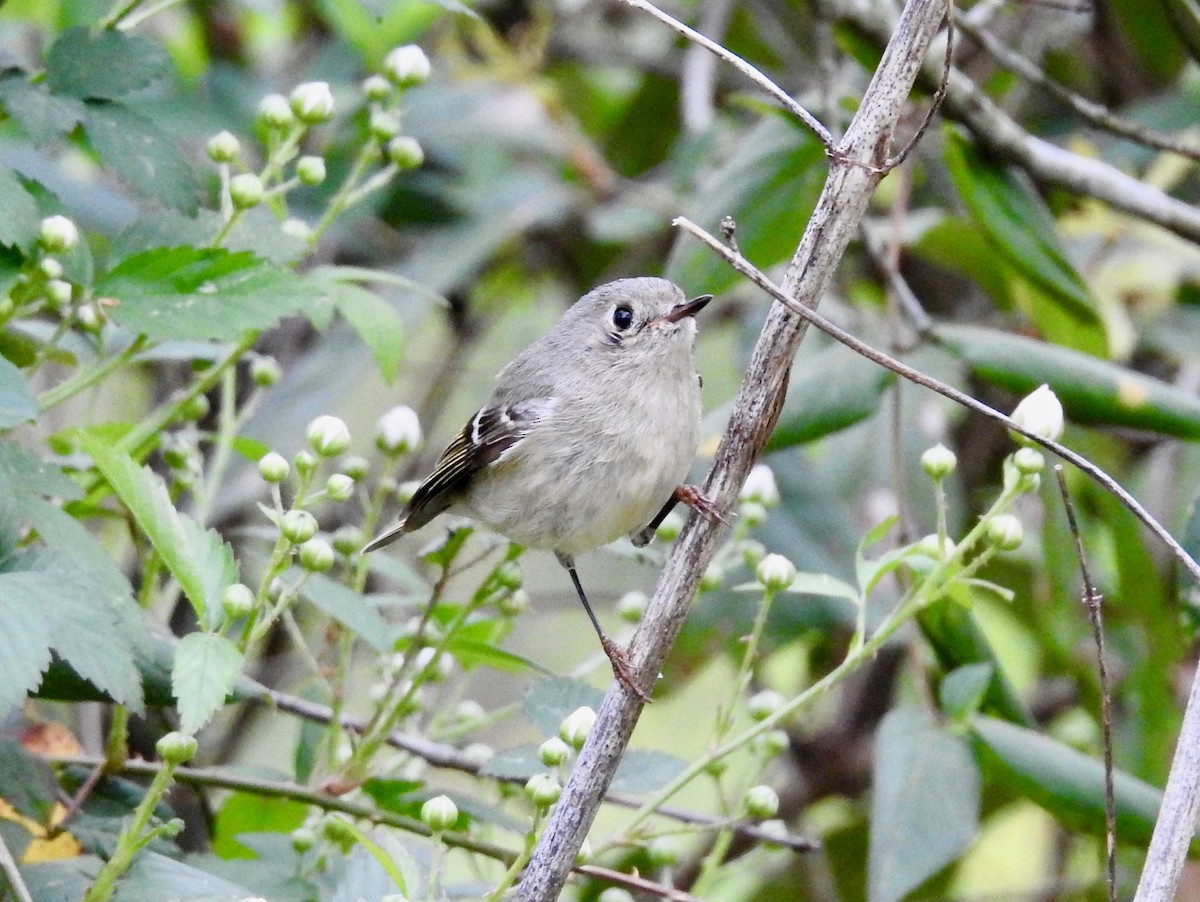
left=1, top=0, right=1200, bottom=899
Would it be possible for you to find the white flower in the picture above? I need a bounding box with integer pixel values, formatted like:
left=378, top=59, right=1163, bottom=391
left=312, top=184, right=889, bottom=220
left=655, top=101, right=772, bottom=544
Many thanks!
left=384, top=44, right=431, bottom=87
left=1010, top=384, right=1064, bottom=444
left=740, top=463, right=780, bottom=507
left=376, top=404, right=422, bottom=454
left=289, top=81, right=334, bottom=124
left=756, top=553, right=796, bottom=592
left=38, top=215, right=78, bottom=252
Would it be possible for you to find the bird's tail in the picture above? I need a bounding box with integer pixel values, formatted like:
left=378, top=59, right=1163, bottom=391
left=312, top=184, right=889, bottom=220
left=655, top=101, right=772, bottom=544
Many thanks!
left=362, top=518, right=408, bottom=553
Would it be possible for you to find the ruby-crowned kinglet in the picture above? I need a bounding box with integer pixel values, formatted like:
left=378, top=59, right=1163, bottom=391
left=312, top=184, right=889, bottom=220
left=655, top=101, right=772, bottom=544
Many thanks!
left=365, top=277, right=721, bottom=699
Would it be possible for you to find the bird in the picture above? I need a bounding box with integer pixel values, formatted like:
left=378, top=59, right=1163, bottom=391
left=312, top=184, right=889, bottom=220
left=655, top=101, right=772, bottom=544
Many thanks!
left=364, top=277, right=721, bottom=699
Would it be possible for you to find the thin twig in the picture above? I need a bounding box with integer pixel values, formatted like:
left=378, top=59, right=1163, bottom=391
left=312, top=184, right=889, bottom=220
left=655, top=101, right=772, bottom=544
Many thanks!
left=955, top=15, right=1200, bottom=162
left=0, top=827, right=33, bottom=902
left=1054, top=466, right=1117, bottom=902
left=672, top=215, right=1200, bottom=586
left=617, top=0, right=833, bottom=147
left=576, top=863, right=704, bottom=901
left=885, top=2, right=953, bottom=169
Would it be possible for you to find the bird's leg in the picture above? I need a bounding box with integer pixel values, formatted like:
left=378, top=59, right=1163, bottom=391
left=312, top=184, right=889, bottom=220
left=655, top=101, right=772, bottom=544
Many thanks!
left=633, top=484, right=729, bottom=547
left=556, top=553, right=651, bottom=703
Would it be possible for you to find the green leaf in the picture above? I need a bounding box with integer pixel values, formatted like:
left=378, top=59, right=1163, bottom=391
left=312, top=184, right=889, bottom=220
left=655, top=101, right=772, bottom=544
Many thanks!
left=172, top=632, right=243, bottom=735
left=324, top=278, right=406, bottom=383
left=445, top=636, right=541, bottom=673
left=212, top=792, right=308, bottom=859
left=0, top=585, right=53, bottom=715
left=0, top=164, right=40, bottom=251
left=939, top=663, right=994, bottom=723
left=0, top=72, right=87, bottom=144
left=854, top=516, right=903, bottom=595
left=0, top=441, right=83, bottom=501
left=937, top=324, right=1200, bottom=439
left=612, top=750, right=687, bottom=794
left=360, top=778, right=425, bottom=815
left=0, top=355, right=36, bottom=428
left=80, top=434, right=236, bottom=621
left=99, top=246, right=313, bottom=341
left=767, top=346, right=895, bottom=449
left=0, top=739, right=58, bottom=824
left=971, top=715, right=1191, bottom=848
left=82, top=102, right=197, bottom=213
left=46, top=27, right=170, bottom=100
left=1162, top=0, right=1200, bottom=62
left=943, top=130, right=1107, bottom=355
left=301, top=574, right=395, bottom=654
left=480, top=745, right=543, bottom=781
left=117, top=851, right=255, bottom=901
left=523, top=677, right=605, bottom=737
left=869, top=707, right=980, bottom=902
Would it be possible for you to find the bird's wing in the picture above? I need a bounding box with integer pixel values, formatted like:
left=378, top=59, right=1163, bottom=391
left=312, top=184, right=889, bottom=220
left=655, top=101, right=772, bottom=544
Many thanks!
left=393, top=397, right=557, bottom=535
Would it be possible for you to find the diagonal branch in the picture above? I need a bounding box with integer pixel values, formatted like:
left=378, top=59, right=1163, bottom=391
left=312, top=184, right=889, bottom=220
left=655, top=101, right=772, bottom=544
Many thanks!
left=514, top=0, right=951, bottom=897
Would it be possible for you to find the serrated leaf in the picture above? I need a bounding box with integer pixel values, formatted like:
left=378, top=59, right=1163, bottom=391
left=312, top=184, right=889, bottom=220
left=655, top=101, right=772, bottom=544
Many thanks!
left=301, top=574, right=394, bottom=653
left=523, top=677, right=605, bottom=737
left=0, top=738, right=58, bottom=824
left=937, top=324, right=1200, bottom=439
left=99, top=246, right=312, bottom=340
left=0, top=72, right=86, bottom=144
left=80, top=434, right=236, bottom=621
left=0, top=441, right=83, bottom=501
left=172, top=632, right=243, bottom=735
left=0, top=164, right=40, bottom=252
left=943, top=131, right=1107, bottom=355
left=767, top=347, right=895, bottom=449
left=0, top=587, right=53, bottom=715
left=46, top=27, right=170, bottom=100
left=117, top=850, right=255, bottom=901
left=869, top=707, right=980, bottom=902
left=82, top=102, right=197, bottom=213
left=611, top=750, right=687, bottom=794
left=0, top=355, right=36, bottom=427
left=326, top=279, right=406, bottom=383
left=971, top=715, right=1192, bottom=848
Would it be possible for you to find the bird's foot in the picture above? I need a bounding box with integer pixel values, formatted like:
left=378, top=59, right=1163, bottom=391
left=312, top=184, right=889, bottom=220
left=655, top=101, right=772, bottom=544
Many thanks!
left=675, top=484, right=730, bottom=526
left=601, top=637, right=652, bottom=704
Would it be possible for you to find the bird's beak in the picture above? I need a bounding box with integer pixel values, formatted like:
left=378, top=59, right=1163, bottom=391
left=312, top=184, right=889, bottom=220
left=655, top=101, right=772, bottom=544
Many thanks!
left=663, top=294, right=713, bottom=323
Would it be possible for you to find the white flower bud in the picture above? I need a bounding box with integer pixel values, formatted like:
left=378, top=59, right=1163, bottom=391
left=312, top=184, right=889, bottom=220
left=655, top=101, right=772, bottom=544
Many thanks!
left=920, top=443, right=957, bottom=480
left=325, top=473, right=354, bottom=502
left=383, top=44, right=431, bottom=87
left=299, top=538, right=334, bottom=572
left=296, top=155, right=326, bottom=185
left=741, top=539, right=766, bottom=569
left=462, top=743, right=494, bottom=767
left=498, top=588, right=531, bottom=616
left=752, top=728, right=790, bottom=758
left=915, top=533, right=955, bottom=558
left=740, top=500, right=768, bottom=527
left=369, top=110, right=402, bottom=142
left=229, top=172, right=264, bottom=209
left=307, top=415, right=351, bottom=457
left=258, top=451, right=290, bottom=483
left=756, top=553, right=796, bottom=592
left=559, top=706, right=596, bottom=749
left=647, top=836, right=683, bottom=867
left=986, top=514, right=1024, bottom=551
left=376, top=405, right=422, bottom=454
left=206, top=130, right=240, bottom=163
left=289, top=81, right=334, bottom=124
left=655, top=510, right=684, bottom=543
left=341, top=455, right=369, bottom=480
left=747, top=689, right=786, bottom=721
left=597, top=889, right=634, bottom=902
left=743, top=784, right=780, bottom=819
left=420, top=794, right=458, bottom=832
left=281, top=218, right=313, bottom=241
left=1010, top=384, right=1064, bottom=444
left=281, top=509, right=318, bottom=544
left=333, top=525, right=363, bottom=555
left=1012, top=447, right=1045, bottom=475
left=257, top=93, right=294, bottom=128
left=39, top=215, right=78, bottom=252
left=38, top=257, right=63, bottom=279
left=740, top=463, right=780, bottom=507
left=251, top=356, right=282, bottom=387
left=495, top=560, right=523, bottom=590
left=294, top=449, right=318, bottom=478
left=45, top=278, right=72, bottom=307
left=362, top=74, right=393, bottom=102
left=222, top=583, right=256, bottom=619
left=538, top=737, right=571, bottom=767
left=699, top=560, right=725, bottom=592
left=386, top=135, right=424, bottom=169
left=525, top=773, right=562, bottom=808
left=617, top=590, right=647, bottom=623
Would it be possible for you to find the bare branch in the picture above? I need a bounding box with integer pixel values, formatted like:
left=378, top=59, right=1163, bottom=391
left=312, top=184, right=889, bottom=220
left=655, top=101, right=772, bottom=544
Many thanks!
left=514, top=0, right=951, bottom=897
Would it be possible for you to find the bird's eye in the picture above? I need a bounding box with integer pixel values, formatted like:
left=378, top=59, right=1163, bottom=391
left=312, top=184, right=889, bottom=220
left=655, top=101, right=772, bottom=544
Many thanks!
left=612, top=304, right=634, bottom=331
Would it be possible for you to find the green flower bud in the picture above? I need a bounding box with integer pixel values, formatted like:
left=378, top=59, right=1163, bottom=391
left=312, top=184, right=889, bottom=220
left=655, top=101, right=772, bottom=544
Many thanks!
left=497, top=588, right=531, bottom=617
left=559, top=706, right=596, bottom=749
left=617, top=590, right=647, bottom=623
left=747, top=689, right=786, bottom=721
left=179, top=393, right=210, bottom=421
left=290, top=81, right=334, bottom=124
left=221, top=582, right=256, bottom=620
left=229, top=172, right=264, bottom=209
left=257, top=93, right=294, bottom=129
left=743, top=784, right=780, bottom=819
left=156, top=731, right=198, bottom=764
left=38, top=215, right=78, bottom=253
left=525, top=773, right=562, bottom=809
left=369, top=110, right=402, bottom=142
left=740, top=500, right=768, bottom=527
left=921, top=443, right=957, bottom=480
left=383, top=44, right=431, bottom=87
left=420, top=794, right=459, bottom=832
left=325, top=473, right=354, bottom=502
left=76, top=302, right=104, bottom=332
left=38, top=257, right=63, bottom=280
left=362, top=74, right=393, bottom=102
left=740, top=539, right=767, bottom=569
left=206, top=130, right=241, bottom=163
left=386, top=135, right=424, bottom=169
left=538, top=736, right=571, bottom=767
left=495, top=560, right=523, bottom=590
left=293, top=449, right=319, bottom=479
left=250, top=356, right=282, bottom=387
left=281, top=509, right=318, bottom=543
left=333, top=525, right=363, bottom=556
left=296, top=155, right=326, bottom=185
left=307, top=415, right=351, bottom=457
left=915, top=533, right=955, bottom=558
left=258, top=451, right=290, bottom=483
left=655, top=510, right=684, bottom=543
left=341, top=455, right=369, bottom=481
left=299, top=538, right=334, bottom=572
left=756, top=553, right=796, bottom=592
left=699, top=560, right=725, bottom=593
left=986, top=514, right=1024, bottom=551
left=1012, top=447, right=1045, bottom=475
left=291, top=826, right=316, bottom=852
left=44, top=278, right=72, bottom=307
left=751, top=728, right=790, bottom=758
